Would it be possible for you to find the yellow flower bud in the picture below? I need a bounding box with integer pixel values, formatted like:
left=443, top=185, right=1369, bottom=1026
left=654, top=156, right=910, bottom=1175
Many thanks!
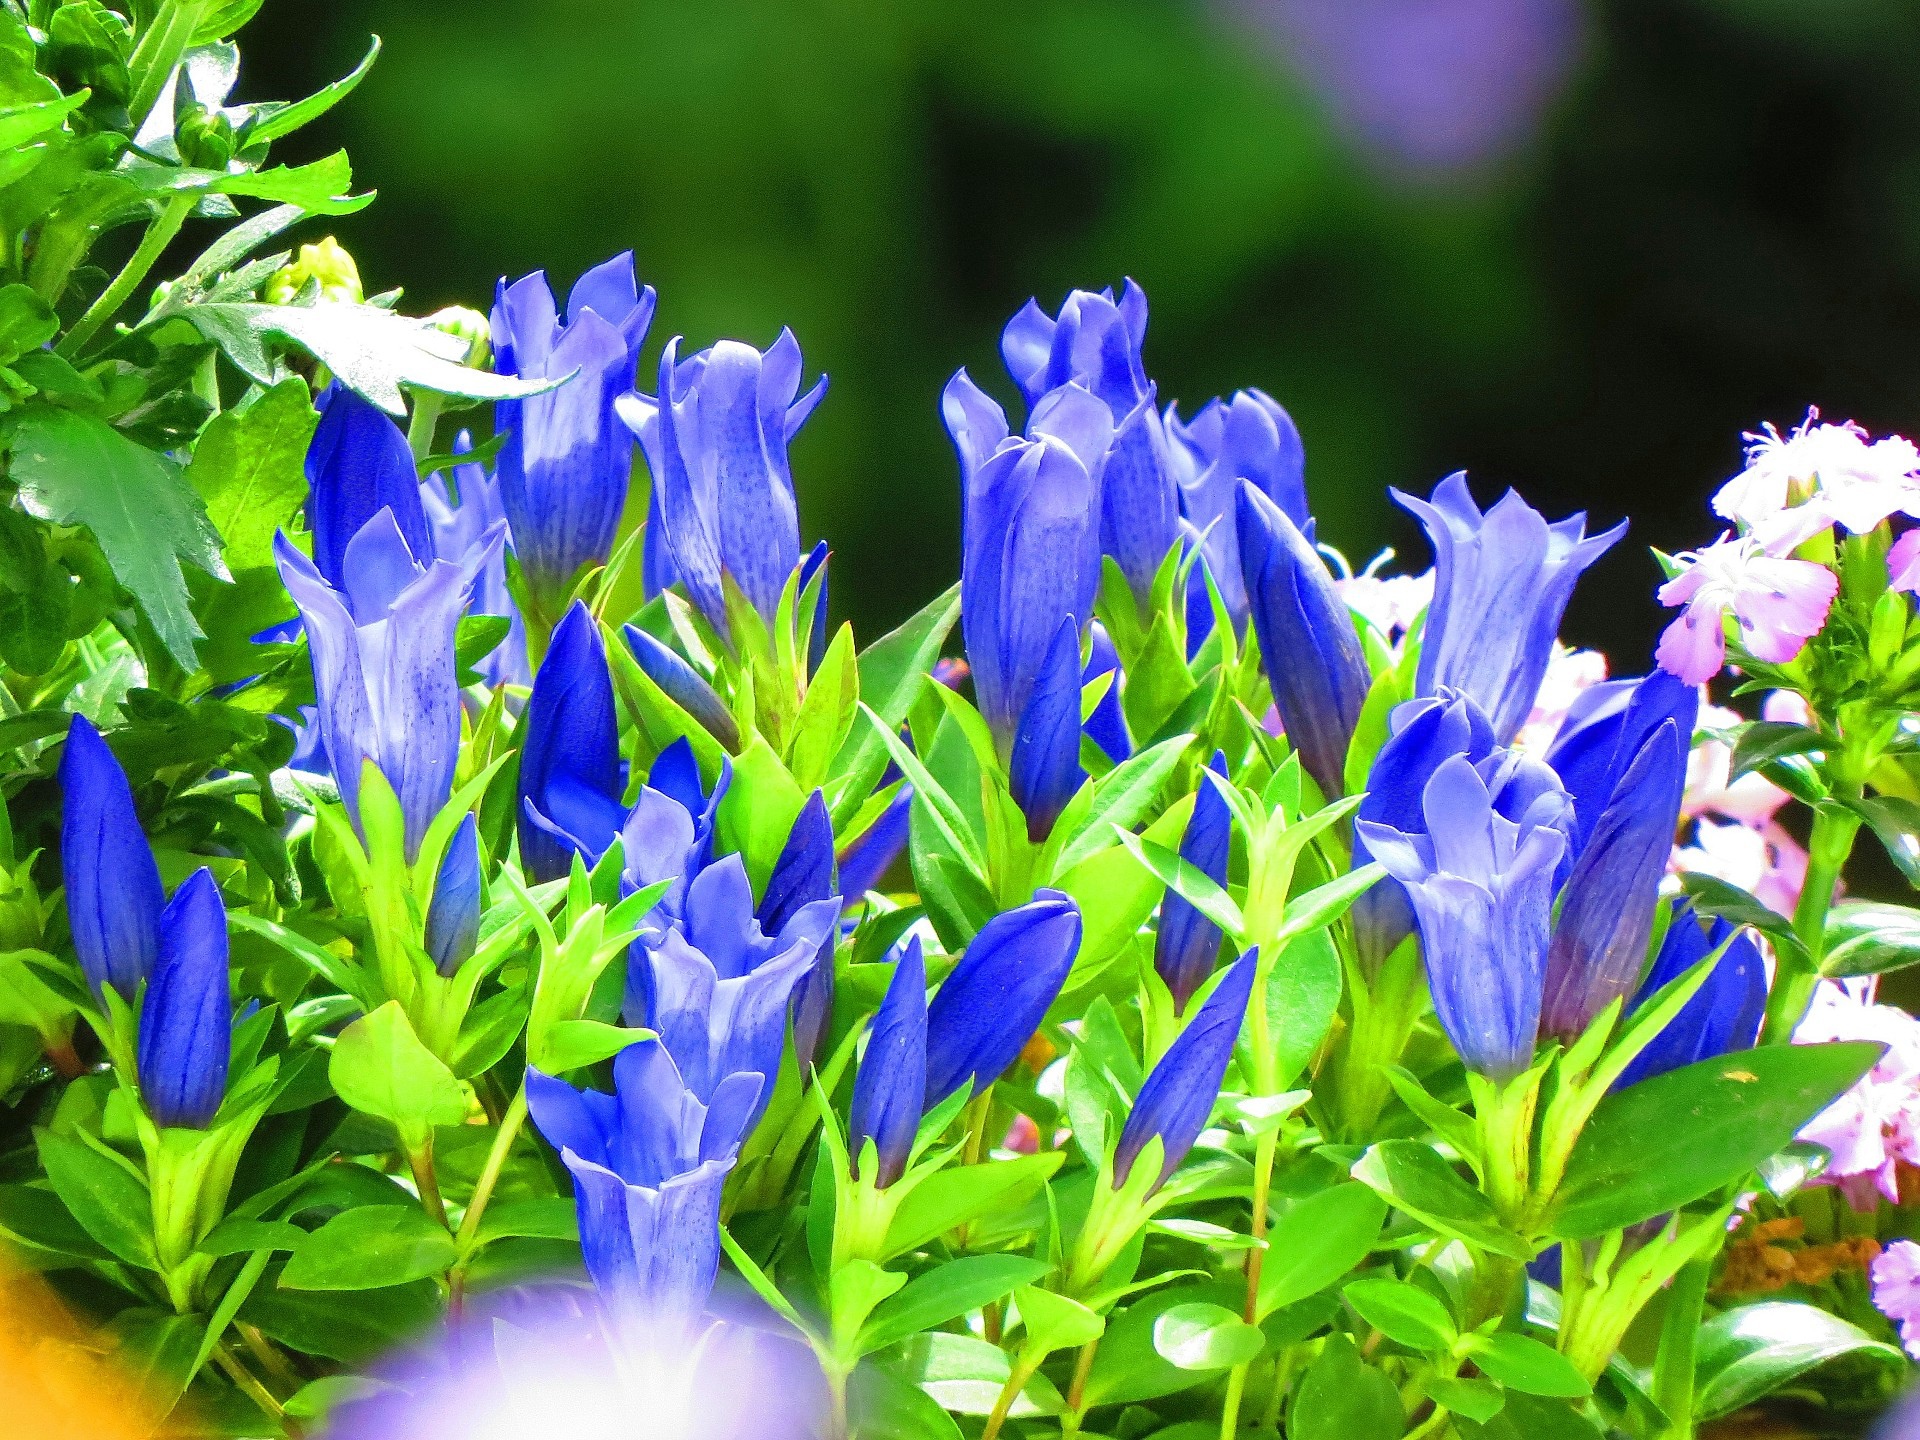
left=264, top=237, right=364, bottom=307
left=425, top=305, right=492, bottom=369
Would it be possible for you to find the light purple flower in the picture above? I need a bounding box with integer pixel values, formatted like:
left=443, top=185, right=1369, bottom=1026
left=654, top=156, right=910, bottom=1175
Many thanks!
left=1891, top=530, right=1920, bottom=595
left=1654, top=535, right=1838, bottom=684
left=419, top=444, right=530, bottom=689
left=1796, top=979, right=1920, bottom=1210
left=1873, top=1241, right=1920, bottom=1359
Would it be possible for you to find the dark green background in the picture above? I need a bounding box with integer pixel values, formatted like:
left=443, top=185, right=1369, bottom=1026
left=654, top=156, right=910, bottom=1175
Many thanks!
left=233, top=0, right=1920, bottom=670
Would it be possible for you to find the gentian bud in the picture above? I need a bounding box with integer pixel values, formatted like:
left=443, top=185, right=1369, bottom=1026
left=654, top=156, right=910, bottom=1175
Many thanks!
left=923, top=891, right=1082, bottom=1107
left=760, top=790, right=840, bottom=1070
left=1237, top=480, right=1370, bottom=800
left=848, top=936, right=927, bottom=1189
left=1168, top=389, right=1308, bottom=630
left=1114, top=952, right=1255, bottom=1192
left=519, top=601, right=624, bottom=881
left=1544, top=670, right=1698, bottom=863
left=1614, top=904, right=1766, bottom=1089
left=136, top=869, right=231, bottom=1131
left=1154, top=753, right=1233, bottom=1013
left=1540, top=720, right=1688, bottom=1042
left=275, top=508, right=504, bottom=860
left=58, top=715, right=163, bottom=1002
left=1357, top=750, right=1571, bottom=1080
left=1083, top=621, right=1131, bottom=764
left=492, top=253, right=656, bottom=616
left=837, top=786, right=912, bottom=898
left=618, top=330, right=827, bottom=638
left=621, top=623, right=740, bottom=751
left=799, top=540, right=831, bottom=674
left=1008, top=617, right=1086, bottom=842
left=1394, top=473, right=1624, bottom=744
left=305, top=384, right=434, bottom=589
left=425, top=813, right=484, bottom=979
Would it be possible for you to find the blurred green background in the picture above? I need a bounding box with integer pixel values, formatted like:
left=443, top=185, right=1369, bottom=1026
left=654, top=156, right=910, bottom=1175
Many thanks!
left=234, top=0, right=1920, bottom=669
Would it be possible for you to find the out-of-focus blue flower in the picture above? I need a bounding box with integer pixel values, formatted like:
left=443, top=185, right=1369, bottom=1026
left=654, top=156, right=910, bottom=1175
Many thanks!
left=848, top=936, right=927, bottom=1189
left=1540, top=719, right=1688, bottom=1042
left=1000, top=281, right=1177, bottom=601
left=1351, top=691, right=1498, bottom=973
left=1238, top=480, right=1370, bottom=800
left=622, top=624, right=740, bottom=751
left=947, top=373, right=1107, bottom=747
left=1114, top=953, right=1255, bottom=1192
left=1008, top=618, right=1085, bottom=842
left=1168, top=390, right=1308, bottom=630
left=1614, top=903, right=1766, bottom=1089
left=527, top=1041, right=760, bottom=1336
left=1394, top=473, right=1624, bottom=744
left=1544, top=670, right=1698, bottom=864
left=1155, top=752, right=1233, bottom=1014
left=491, top=254, right=655, bottom=616
left=275, top=509, right=505, bottom=860
left=426, top=813, right=483, bottom=979
left=305, top=385, right=433, bottom=590
left=1357, top=749, right=1571, bottom=1079
left=58, top=715, right=163, bottom=1002
left=1083, top=621, right=1131, bottom=764
left=518, top=601, right=624, bottom=881
left=923, top=891, right=1082, bottom=1107
left=420, top=436, right=529, bottom=690
left=136, top=868, right=230, bottom=1130
left=759, top=790, right=839, bottom=1070
left=837, top=785, right=911, bottom=898
left=618, top=330, right=827, bottom=637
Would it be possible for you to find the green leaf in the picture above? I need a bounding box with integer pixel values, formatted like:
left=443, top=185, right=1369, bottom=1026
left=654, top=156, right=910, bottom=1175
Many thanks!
left=857, top=1254, right=1049, bottom=1356
left=891, top=1332, right=1063, bottom=1418
left=1084, top=1282, right=1249, bottom=1407
left=185, top=377, right=317, bottom=572
left=1351, top=1140, right=1532, bottom=1259
left=1053, top=794, right=1191, bottom=978
left=1428, top=1376, right=1506, bottom=1424
left=535, top=1018, right=653, bottom=1073
left=1342, top=1276, right=1456, bottom=1352
left=826, top=583, right=959, bottom=827
left=246, top=37, right=381, bottom=144
left=0, top=91, right=89, bottom=150
left=279, top=1206, right=459, bottom=1290
left=1823, top=900, right=1920, bottom=977
left=1290, top=1332, right=1404, bottom=1440
left=327, top=1002, right=469, bottom=1147
left=1675, top=872, right=1807, bottom=966
left=1257, top=1182, right=1387, bottom=1319
left=11, top=406, right=226, bottom=668
left=1693, top=1301, right=1905, bottom=1420
left=1459, top=1393, right=1603, bottom=1440
left=1152, top=1302, right=1265, bottom=1370
left=0, top=1181, right=112, bottom=1260
left=1014, top=1284, right=1104, bottom=1355
left=849, top=1361, right=966, bottom=1440
left=1267, top=927, right=1343, bottom=1088
left=36, top=1128, right=155, bottom=1268
left=1728, top=720, right=1825, bottom=780
left=788, top=622, right=860, bottom=791
left=197, top=1217, right=305, bottom=1257
left=883, top=1152, right=1063, bottom=1258
left=240, top=1278, right=441, bottom=1364
left=714, top=736, right=808, bottom=891
left=1464, top=1333, right=1591, bottom=1398
left=1053, top=733, right=1191, bottom=875
left=1547, top=1042, right=1883, bottom=1239
left=1851, top=795, right=1920, bottom=887
left=474, top=1195, right=578, bottom=1246
left=109, top=1309, right=203, bottom=1416
left=1113, top=827, right=1245, bottom=939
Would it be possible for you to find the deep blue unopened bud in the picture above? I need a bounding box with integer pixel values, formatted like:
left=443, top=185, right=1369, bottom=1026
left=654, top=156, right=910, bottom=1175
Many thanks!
left=762, top=790, right=840, bottom=1070
left=58, top=715, right=164, bottom=1001
left=849, top=936, right=928, bottom=1189
left=837, top=786, right=912, bottom=899
left=426, top=813, right=484, bottom=978
left=519, top=601, right=623, bottom=881
left=1168, top=389, right=1308, bottom=631
left=1115, top=952, right=1256, bottom=1193
left=306, top=385, right=434, bottom=590
left=137, top=869, right=231, bottom=1130
left=622, top=623, right=740, bottom=751
left=1008, top=618, right=1085, bottom=842
left=1083, top=622, right=1131, bottom=764
left=1544, top=670, right=1699, bottom=865
left=1155, top=753, right=1232, bottom=1014
left=799, top=540, right=830, bottom=674
left=1614, top=904, right=1766, bottom=1089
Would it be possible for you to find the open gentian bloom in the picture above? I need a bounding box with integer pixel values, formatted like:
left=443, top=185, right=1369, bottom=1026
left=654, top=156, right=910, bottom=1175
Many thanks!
left=618, top=741, right=730, bottom=939
left=617, top=330, right=827, bottom=639
left=492, top=253, right=656, bottom=616
left=305, top=385, right=434, bottom=590
left=1000, top=280, right=1178, bottom=602
left=419, top=439, right=529, bottom=689
left=58, top=714, right=164, bottom=1002
left=1114, top=953, right=1255, bottom=1193
left=1357, top=749, right=1571, bottom=1080
left=1394, top=472, right=1624, bottom=744
left=848, top=936, right=927, bottom=1189
left=275, top=508, right=505, bottom=860
left=526, top=1041, right=761, bottom=1338
left=1613, top=904, right=1765, bottom=1090
left=518, top=601, right=624, bottom=881
left=1168, top=389, right=1309, bottom=631
left=136, top=868, right=231, bottom=1131
left=1654, top=534, right=1839, bottom=685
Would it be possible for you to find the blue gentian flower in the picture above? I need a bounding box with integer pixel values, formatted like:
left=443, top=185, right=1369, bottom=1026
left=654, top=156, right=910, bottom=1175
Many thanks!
left=136, top=868, right=231, bottom=1130
left=1544, top=670, right=1699, bottom=864
left=837, top=785, right=912, bottom=898
left=1008, top=617, right=1086, bottom=842
left=1357, top=749, right=1572, bottom=1080
left=848, top=935, right=927, bottom=1189
left=1614, top=904, right=1766, bottom=1089
left=1083, top=621, right=1131, bottom=764
left=923, top=891, right=1082, bottom=1107
left=305, top=385, right=433, bottom=590
left=759, top=790, right=840, bottom=1069
left=1394, top=472, right=1624, bottom=743
left=1237, top=480, right=1370, bottom=800
left=621, top=624, right=740, bottom=751
left=1000, top=280, right=1178, bottom=601
left=1155, top=752, right=1233, bottom=1014
left=58, top=715, right=164, bottom=1002
left=618, top=742, right=730, bottom=941
left=526, top=1040, right=761, bottom=1336
left=419, top=436, right=530, bottom=690
left=518, top=601, right=624, bottom=881
left=1168, top=389, right=1308, bottom=631
left=1114, top=953, right=1255, bottom=1192
left=491, top=253, right=656, bottom=617
left=275, top=509, right=505, bottom=860
left=425, top=813, right=484, bottom=979
left=617, top=330, right=827, bottom=638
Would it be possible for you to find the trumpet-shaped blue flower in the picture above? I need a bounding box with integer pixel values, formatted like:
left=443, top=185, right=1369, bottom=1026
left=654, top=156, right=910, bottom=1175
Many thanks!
left=1008, top=618, right=1085, bottom=842
left=136, top=868, right=231, bottom=1130
left=420, top=438, right=529, bottom=689
left=1083, top=621, right=1131, bottom=764
left=1155, top=753, right=1233, bottom=1013
left=760, top=790, right=840, bottom=1069
left=1000, top=281, right=1178, bottom=600
left=306, top=385, right=433, bottom=589
left=1168, top=389, right=1308, bottom=629
left=923, top=891, right=1082, bottom=1107
left=425, top=814, right=483, bottom=979
left=526, top=1041, right=761, bottom=1335
left=275, top=509, right=505, bottom=860
left=618, top=742, right=730, bottom=944
left=1115, top=953, right=1255, bottom=1192
left=1544, top=670, right=1698, bottom=864
left=518, top=601, right=624, bottom=880
left=1540, top=718, right=1689, bottom=1042
left=492, top=253, right=655, bottom=614
left=1238, top=480, right=1370, bottom=800
left=848, top=936, right=927, bottom=1188
left=1357, top=750, right=1571, bottom=1080
left=58, top=715, right=163, bottom=1001
left=1614, top=904, right=1766, bottom=1089
left=617, top=330, right=827, bottom=637
left=1394, top=472, right=1624, bottom=743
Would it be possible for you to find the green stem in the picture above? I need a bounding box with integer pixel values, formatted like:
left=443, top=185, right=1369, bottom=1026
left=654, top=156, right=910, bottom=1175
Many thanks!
left=212, top=1338, right=297, bottom=1436
left=980, top=1353, right=1041, bottom=1440
left=1762, top=800, right=1861, bottom=1043
left=407, top=393, right=444, bottom=462
left=1217, top=1360, right=1249, bottom=1440
left=1651, top=1257, right=1711, bottom=1440
left=406, top=1132, right=450, bottom=1231
left=126, top=1, right=211, bottom=135
left=57, top=195, right=194, bottom=359
left=454, top=1081, right=529, bottom=1252
left=1060, top=1338, right=1100, bottom=1435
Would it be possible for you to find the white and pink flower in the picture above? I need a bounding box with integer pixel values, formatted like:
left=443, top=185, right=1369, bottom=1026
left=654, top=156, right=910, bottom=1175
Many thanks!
left=1655, top=534, right=1839, bottom=684
left=1796, top=979, right=1920, bottom=1210
left=1873, top=1241, right=1920, bottom=1358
